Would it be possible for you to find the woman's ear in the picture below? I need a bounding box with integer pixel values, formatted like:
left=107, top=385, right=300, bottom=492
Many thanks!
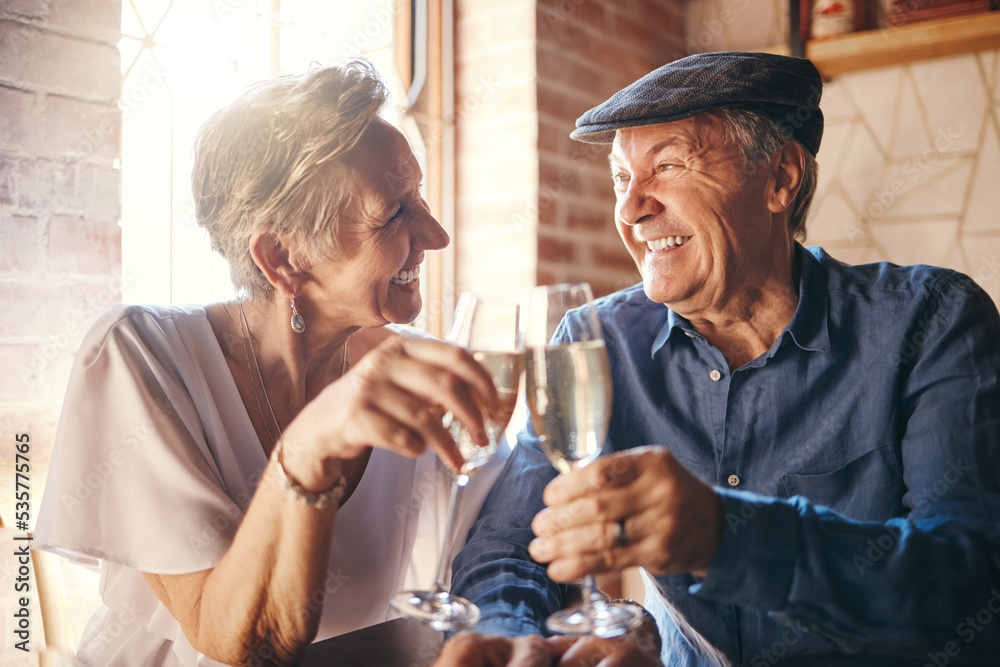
left=767, top=141, right=805, bottom=215
left=248, top=228, right=309, bottom=298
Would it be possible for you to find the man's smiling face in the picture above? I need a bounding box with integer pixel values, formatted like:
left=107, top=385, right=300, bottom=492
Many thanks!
left=609, top=112, right=786, bottom=312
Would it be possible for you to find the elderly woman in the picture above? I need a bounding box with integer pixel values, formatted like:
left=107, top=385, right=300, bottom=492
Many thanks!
left=35, top=61, right=506, bottom=666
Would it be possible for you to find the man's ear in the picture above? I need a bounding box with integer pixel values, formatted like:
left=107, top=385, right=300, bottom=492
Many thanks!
left=248, top=227, right=310, bottom=298
left=767, top=141, right=805, bottom=215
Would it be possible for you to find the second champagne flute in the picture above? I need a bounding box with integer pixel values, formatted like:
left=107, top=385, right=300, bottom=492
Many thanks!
left=524, top=282, right=644, bottom=638
left=390, top=293, right=524, bottom=631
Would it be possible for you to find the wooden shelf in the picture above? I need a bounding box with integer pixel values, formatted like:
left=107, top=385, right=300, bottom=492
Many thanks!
left=765, top=11, right=1000, bottom=78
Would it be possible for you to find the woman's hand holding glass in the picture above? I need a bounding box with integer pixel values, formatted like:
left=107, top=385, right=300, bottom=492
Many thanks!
left=278, top=332, right=499, bottom=493
left=440, top=296, right=524, bottom=479
left=391, top=293, right=524, bottom=630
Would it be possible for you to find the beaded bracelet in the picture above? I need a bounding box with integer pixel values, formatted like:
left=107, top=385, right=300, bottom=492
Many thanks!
left=271, top=439, right=346, bottom=510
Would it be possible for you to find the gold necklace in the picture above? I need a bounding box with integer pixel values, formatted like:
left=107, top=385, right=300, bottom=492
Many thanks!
left=237, top=301, right=351, bottom=446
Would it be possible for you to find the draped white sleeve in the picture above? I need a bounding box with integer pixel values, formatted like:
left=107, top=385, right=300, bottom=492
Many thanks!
left=35, top=304, right=248, bottom=573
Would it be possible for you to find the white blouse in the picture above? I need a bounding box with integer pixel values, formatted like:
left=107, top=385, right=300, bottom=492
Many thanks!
left=34, top=304, right=508, bottom=666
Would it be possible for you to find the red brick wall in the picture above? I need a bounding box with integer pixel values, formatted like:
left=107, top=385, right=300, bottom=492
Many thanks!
left=536, top=0, right=683, bottom=297
left=454, top=0, right=683, bottom=301
left=0, top=0, right=121, bottom=464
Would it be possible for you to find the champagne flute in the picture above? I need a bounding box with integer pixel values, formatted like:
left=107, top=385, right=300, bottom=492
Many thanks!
left=523, top=282, right=644, bottom=638
left=391, top=293, right=524, bottom=631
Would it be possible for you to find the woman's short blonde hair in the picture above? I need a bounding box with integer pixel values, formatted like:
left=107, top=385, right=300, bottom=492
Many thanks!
left=192, top=60, right=388, bottom=299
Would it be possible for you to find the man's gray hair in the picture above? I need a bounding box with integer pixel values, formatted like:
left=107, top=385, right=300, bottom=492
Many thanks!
left=192, top=60, right=388, bottom=299
left=716, top=107, right=818, bottom=242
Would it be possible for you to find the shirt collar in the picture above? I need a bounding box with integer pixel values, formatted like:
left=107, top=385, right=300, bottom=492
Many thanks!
left=650, top=309, right=689, bottom=358
left=784, top=243, right=831, bottom=354
left=650, top=243, right=830, bottom=358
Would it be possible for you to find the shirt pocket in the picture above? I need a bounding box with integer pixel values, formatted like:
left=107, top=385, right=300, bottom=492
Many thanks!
left=779, top=445, right=906, bottom=522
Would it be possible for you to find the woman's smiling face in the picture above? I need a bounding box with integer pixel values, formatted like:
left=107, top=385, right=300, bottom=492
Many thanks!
left=307, top=119, right=449, bottom=327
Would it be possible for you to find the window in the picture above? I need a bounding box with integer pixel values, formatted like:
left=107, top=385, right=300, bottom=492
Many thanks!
left=119, top=0, right=425, bottom=308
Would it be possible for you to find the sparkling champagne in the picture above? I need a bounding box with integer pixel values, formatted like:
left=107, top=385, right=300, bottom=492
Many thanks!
left=525, top=341, right=611, bottom=473
left=444, top=350, right=523, bottom=478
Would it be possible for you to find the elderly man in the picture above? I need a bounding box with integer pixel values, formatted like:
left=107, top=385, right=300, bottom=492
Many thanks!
left=440, top=52, right=1000, bottom=666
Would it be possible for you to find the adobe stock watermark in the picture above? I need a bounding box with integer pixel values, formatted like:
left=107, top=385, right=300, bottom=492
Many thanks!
left=511, top=143, right=609, bottom=235
left=188, top=468, right=263, bottom=553
left=302, top=565, right=352, bottom=616
left=853, top=458, right=969, bottom=576
left=393, top=465, right=453, bottom=524
left=17, top=272, right=129, bottom=389
left=60, top=395, right=176, bottom=513
left=969, top=254, right=1000, bottom=291
left=725, top=402, right=864, bottom=536
left=888, top=263, right=1000, bottom=368
left=212, top=0, right=252, bottom=20
left=875, top=0, right=940, bottom=33
left=66, top=115, right=118, bottom=165
left=403, top=73, right=500, bottom=164
left=542, top=0, right=588, bottom=31
left=850, top=524, right=903, bottom=576
left=241, top=639, right=279, bottom=667
left=671, top=0, right=753, bottom=59
left=121, top=64, right=166, bottom=120
left=722, top=408, right=831, bottom=536
left=336, top=0, right=403, bottom=58
left=1, top=0, right=72, bottom=44
left=409, top=276, right=457, bottom=332
left=911, top=458, right=973, bottom=512
left=84, top=600, right=143, bottom=660
left=537, top=450, right=636, bottom=539
left=922, top=588, right=1000, bottom=667
left=750, top=566, right=1000, bottom=666
left=844, top=126, right=961, bottom=242
left=749, top=619, right=811, bottom=666
left=892, top=299, right=953, bottom=366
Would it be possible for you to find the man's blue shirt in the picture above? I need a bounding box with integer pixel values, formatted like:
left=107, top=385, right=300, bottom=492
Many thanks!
left=451, top=245, right=1000, bottom=665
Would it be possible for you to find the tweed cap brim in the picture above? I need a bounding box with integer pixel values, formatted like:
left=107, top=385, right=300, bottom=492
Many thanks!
left=570, top=52, right=824, bottom=156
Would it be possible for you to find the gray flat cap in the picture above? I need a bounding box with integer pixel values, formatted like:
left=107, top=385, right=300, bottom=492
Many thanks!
left=570, top=51, right=824, bottom=156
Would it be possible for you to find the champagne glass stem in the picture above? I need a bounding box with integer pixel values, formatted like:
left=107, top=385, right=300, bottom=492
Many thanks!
left=580, top=574, right=600, bottom=612
left=574, top=454, right=600, bottom=616
left=432, top=474, right=465, bottom=592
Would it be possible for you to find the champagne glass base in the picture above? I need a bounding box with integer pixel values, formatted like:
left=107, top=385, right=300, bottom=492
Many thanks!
left=545, top=600, right=644, bottom=638
left=390, top=589, right=481, bottom=632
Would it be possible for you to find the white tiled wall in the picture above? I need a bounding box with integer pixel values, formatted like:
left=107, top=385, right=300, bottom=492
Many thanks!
left=684, top=1, right=1000, bottom=306
left=809, top=53, right=1000, bottom=306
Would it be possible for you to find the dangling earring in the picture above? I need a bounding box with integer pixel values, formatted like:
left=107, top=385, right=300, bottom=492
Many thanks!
left=290, top=297, right=305, bottom=334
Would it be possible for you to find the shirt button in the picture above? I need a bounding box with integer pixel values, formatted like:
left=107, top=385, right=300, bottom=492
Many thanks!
left=709, top=369, right=722, bottom=381
left=728, top=474, right=740, bottom=486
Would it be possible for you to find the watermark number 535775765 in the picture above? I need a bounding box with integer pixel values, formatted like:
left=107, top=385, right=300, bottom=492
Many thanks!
left=13, top=432, right=32, bottom=652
